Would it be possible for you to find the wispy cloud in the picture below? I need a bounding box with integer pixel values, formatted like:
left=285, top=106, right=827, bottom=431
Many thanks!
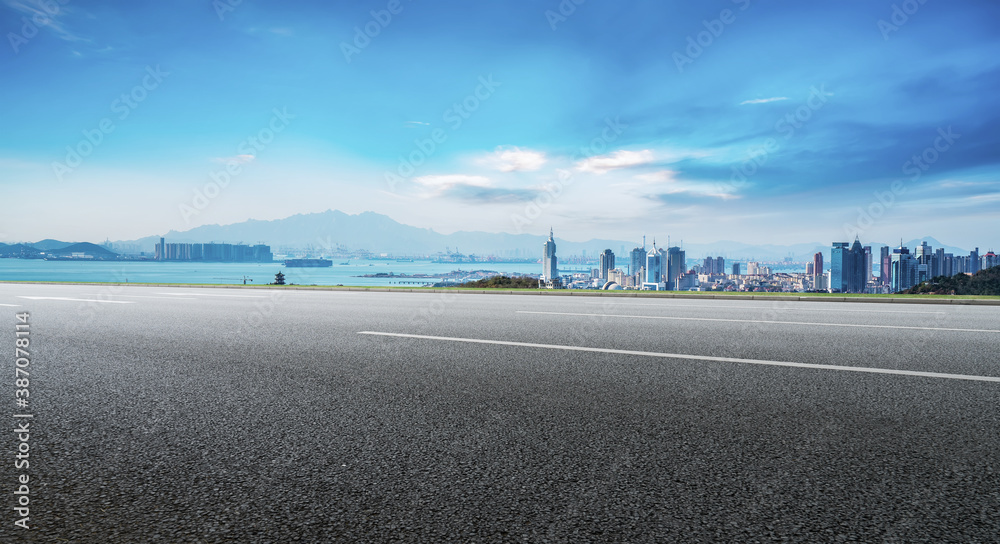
left=633, top=170, right=739, bottom=200
left=404, top=121, right=431, bottom=127
left=739, top=97, right=789, bottom=105
left=480, top=146, right=546, bottom=172
left=212, top=154, right=256, bottom=165
left=413, top=174, right=492, bottom=190
left=2, top=0, right=88, bottom=44
left=576, top=149, right=655, bottom=174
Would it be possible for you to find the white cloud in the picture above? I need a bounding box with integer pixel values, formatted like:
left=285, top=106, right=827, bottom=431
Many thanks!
left=413, top=174, right=492, bottom=189
left=630, top=170, right=739, bottom=200
left=481, top=146, right=547, bottom=172
left=739, top=97, right=789, bottom=105
left=576, top=150, right=655, bottom=174
left=404, top=121, right=431, bottom=127
left=212, top=154, right=256, bottom=165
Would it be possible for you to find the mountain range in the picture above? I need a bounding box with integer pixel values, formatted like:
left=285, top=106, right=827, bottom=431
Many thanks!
left=99, top=209, right=974, bottom=262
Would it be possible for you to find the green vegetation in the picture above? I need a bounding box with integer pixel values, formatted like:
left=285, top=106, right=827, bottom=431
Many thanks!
left=457, top=275, right=539, bottom=289
left=903, top=265, right=1000, bottom=296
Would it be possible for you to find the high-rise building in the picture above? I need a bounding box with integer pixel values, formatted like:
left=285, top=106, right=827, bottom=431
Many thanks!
left=599, top=249, right=615, bottom=280
left=863, top=246, right=872, bottom=285
left=541, top=228, right=559, bottom=287
left=715, top=257, right=725, bottom=276
left=830, top=238, right=867, bottom=293
left=880, top=246, right=891, bottom=286
left=643, top=241, right=664, bottom=290
left=629, top=244, right=646, bottom=278
left=813, top=252, right=824, bottom=287
left=666, top=246, right=685, bottom=290
left=732, top=263, right=741, bottom=276
left=891, top=245, right=917, bottom=292
left=970, top=248, right=980, bottom=273
left=806, top=262, right=814, bottom=276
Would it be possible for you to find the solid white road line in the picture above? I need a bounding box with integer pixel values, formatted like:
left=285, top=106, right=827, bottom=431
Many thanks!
left=582, top=301, right=945, bottom=314
left=155, top=293, right=265, bottom=298
left=81, top=294, right=199, bottom=301
left=0, top=303, right=21, bottom=307
left=516, top=311, right=1000, bottom=333
left=17, top=296, right=134, bottom=304
left=358, top=331, right=1000, bottom=383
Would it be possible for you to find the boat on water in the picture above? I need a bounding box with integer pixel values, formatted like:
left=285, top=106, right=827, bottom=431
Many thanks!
left=283, top=258, right=333, bottom=268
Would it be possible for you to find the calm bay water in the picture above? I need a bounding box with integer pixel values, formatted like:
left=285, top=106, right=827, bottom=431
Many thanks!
left=0, top=259, right=543, bottom=286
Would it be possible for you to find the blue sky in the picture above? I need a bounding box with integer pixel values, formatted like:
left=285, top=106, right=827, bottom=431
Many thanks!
left=1, top=0, right=998, bottom=247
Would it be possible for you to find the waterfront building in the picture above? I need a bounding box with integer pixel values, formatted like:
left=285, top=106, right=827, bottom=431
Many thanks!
left=541, top=228, right=560, bottom=288
left=666, top=246, right=685, bottom=290
left=599, top=249, right=615, bottom=280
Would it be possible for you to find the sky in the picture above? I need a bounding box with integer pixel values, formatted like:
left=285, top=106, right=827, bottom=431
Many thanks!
left=1, top=0, right=998, bottom=248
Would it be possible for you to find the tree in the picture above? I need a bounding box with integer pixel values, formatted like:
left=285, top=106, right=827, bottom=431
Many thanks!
left=274, top=271, right=286, bottom=285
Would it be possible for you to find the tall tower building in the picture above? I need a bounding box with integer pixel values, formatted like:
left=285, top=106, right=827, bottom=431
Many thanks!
left=830, top=242, right=849, bottom=292
left=666, top=246, right=685, bottom=290
left=891, top=244, right=916, bottom=292
left=813, top=251, right=823, bottom=285
left=599, top=249, right=615, bottom=280
left=643, top=241, right=664, bottom=290
left=880, top=246, right=891, bottom=287
left=542, top=228, right=559, bottom=287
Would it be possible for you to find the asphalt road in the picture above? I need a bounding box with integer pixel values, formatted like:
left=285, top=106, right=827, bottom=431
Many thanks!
left=2, top=283, right=999, bottom=542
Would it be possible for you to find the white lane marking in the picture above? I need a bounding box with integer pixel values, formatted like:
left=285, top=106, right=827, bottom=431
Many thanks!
left=17, top=296, right=134, bottom=304
left=517, top=311, right=1000, bottom=333
left=80, top=294, right=198, bottom=301
left=0, top=303, right=21, bottom=307
left=358, top=331, right=1000, bottom=383
left=582, top=302, right=944, bottom=314
left=155, top=293, right=265, bottom=298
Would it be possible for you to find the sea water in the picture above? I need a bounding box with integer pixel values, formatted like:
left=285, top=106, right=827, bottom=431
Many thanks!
left=0, top=259, right=544, bottom=286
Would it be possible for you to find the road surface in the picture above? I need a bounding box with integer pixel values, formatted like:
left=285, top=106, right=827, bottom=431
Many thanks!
left=2, top=283, right=999, bottom=542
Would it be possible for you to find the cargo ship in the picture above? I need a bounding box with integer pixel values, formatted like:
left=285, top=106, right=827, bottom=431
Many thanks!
left=283, top=258, right=333, bottom=267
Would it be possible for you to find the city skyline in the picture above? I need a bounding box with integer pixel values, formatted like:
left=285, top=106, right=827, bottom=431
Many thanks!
left=2, top=1, right=998, bottom=246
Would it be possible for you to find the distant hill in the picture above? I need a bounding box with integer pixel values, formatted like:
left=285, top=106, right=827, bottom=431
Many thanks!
left=903, top=265, right=1000, bottom=296
left=44, top=242, right=118, bottom=259
left=114, top=209, right=828, bottom=261
left=0, top=243, right=40, bottom=258
left=31, top=239, right=76, bottom=251
left=110, top=210, right=978, bottom=263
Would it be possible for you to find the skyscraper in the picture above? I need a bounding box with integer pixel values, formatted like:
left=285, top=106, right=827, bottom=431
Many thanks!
left=891, top=244, right=917, bottom=292
left=830, top=239, right=867, bottom=293
left=880, top=246, right=891, bottom=287
left=666, top=246, right=685, bottom=290
left=732, top=263, right=740, bottom=276
left=599, top=249, right=615, bottom=280
left=863, top=246, right=872, bottom=285
left=813, top=252, right=823, bottom=287
left=541, top=228, right=559, bottom=287
left=830, top=242, right=849, bottom=292
left=629, top=243, right=646, bottom=278
left=643, top=241, right=664, bottom=290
